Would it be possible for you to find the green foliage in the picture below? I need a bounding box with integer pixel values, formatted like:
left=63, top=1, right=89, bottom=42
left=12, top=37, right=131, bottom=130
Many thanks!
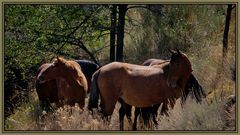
left=4, top=4, right=111, bottom=118
left=125, top=5, right=226, bottom=61
left=5, top=94, right=40, bottom=130
left=4, top=5, right=236, bottom=131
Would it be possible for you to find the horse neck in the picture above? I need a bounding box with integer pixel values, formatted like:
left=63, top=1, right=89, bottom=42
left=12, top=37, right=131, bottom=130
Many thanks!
left=63, top=73, right=86, bottom=96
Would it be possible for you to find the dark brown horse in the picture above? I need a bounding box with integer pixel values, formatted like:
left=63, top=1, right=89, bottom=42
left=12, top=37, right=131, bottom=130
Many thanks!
left=37, top=57, right=88, bottom=108
left=88, top=49, right=193, bottom=127
left=119, top=59, right=206, bottom=130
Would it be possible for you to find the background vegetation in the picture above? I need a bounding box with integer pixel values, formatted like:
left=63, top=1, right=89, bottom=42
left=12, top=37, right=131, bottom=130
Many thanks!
left=4, top=4, right=236, bottom=130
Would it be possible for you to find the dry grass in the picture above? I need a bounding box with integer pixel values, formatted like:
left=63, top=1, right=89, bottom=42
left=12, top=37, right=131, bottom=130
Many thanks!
left=4, top=93, right=236, bottom=131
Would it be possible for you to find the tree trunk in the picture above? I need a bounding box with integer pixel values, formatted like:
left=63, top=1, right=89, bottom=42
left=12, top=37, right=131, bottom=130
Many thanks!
left=223, top=4, right=233, bottom=58
left=116, top=4, right=127, bottom=62
left=110, top=5, right=117, bottom=62
left=212, top=4, right=234, bottom=96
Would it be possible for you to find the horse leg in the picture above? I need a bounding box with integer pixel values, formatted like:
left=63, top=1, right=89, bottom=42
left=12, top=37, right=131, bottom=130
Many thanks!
left=55, top=100, right=63, bottom=108
left=133, top=107, right=141, bottom=130
left=119, top=103, right=125, bottom=130
left=119, top=100, right=132, bottom=130
left=151, top=104, right=160, bottom=127
left=141, top=107, right=149, bottom=129
left=160, top=103, right=169, bottom=116
left=39, top=100, right=44, bottom=111
left=125, top=104, right=133, bottom=128
left=99, top=94, right=118, bottom=117
left=142, top=107, right=155, bottom=129
left=74, top=98, right=85, bottom=109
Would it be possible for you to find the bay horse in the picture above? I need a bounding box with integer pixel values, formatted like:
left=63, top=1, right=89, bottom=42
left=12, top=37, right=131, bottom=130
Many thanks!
left=88, top=49, right=193, bottom=127
left=36, top=59, right=98, bottom=111
left=37, top=57, right=88, bottom=108
left=119, top=58, right=206, bottom=130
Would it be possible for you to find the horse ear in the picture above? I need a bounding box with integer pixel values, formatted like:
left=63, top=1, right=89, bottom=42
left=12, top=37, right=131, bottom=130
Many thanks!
left=57, top=56, right=60, bottom=61
left=56, top=56, right=66, bottom=64
left=176, top=49, right=181, bottom=54
left=168, top=49, right=176, bottom=54
left=53, top=56, right=62, bottom=64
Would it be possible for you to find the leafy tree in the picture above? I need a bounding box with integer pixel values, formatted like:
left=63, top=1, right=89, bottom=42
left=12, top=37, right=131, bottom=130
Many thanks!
left=4, top=4, right=112, bottom=117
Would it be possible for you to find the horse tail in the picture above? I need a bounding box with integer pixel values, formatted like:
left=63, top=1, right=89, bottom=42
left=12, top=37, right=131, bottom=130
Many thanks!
left=88, top=70, right=100, bottom=111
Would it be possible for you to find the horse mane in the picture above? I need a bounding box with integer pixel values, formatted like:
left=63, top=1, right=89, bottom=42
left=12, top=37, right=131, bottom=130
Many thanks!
left=52, top=57, right=86, bottom=83
left=181, top=74, right=206, bottom=104
left=68, top=62, right=89, bottom=94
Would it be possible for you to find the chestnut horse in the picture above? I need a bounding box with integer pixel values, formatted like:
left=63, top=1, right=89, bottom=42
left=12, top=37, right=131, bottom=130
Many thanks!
left=36, top=59, right=98, bottom=111
left=119, top=58, right=206, bottom=130
left=37, top=57, right=88, bottom=108
left=88, top=49, right=193, bottom=126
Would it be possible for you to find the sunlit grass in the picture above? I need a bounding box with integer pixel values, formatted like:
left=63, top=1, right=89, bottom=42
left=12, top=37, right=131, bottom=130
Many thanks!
left=4, top=91, right=235, bottom=131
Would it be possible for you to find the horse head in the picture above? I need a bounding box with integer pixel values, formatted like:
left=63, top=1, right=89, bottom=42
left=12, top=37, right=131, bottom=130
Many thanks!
left=37, top=56, right=78, bottom=83
left=36, top=63, right=56, bottom=83
left=167, top=49, right=193, bottom=88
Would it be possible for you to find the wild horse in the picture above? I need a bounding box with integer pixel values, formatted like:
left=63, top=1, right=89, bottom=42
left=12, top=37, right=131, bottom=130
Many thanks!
left=119, top=58, right=206, bottom=130
left=88, top=49, right=194, bottom=129
left=36, top=57, right=88, bottom=109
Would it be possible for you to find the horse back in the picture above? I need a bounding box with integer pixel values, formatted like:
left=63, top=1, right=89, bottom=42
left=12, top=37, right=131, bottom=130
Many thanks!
left=142, top=59, right=168, bottom=66
left=97, top=62, right=170, bottom=107
left=100, top=62, right=165, bottom=76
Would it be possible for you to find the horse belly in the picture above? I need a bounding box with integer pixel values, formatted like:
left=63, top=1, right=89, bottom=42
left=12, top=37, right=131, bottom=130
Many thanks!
left=121, top=93, right=163, bottom=107
left=121, top=83, right=166, bottom=107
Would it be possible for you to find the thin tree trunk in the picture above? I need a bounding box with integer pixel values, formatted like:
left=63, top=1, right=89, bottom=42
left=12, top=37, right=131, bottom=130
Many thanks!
left=116, top=4, right=127, bottom=62
left=212, top=4, right=234, bottom=97
left=223, top=4, right=233, bottom=58
left=110, top=5, right=117, bottom=62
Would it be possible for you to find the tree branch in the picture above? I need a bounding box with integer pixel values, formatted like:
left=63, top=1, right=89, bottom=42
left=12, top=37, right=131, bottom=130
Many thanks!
left=46, top=33, right=99, bottom=65
left=96, top=32, right=110, bottom=40
left=126, top=5, right=150, bottom=11
left=68, top=39, right=99, bottom=65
